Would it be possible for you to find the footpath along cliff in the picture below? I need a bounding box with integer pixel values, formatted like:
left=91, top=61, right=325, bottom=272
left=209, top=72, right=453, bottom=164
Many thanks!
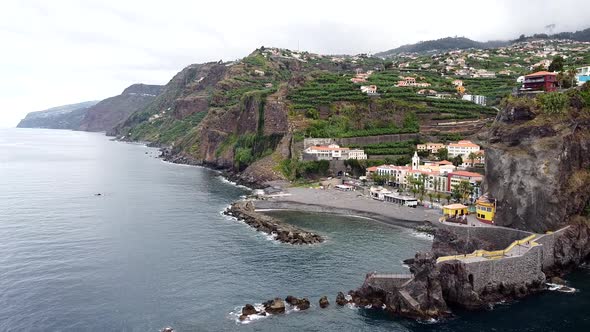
left=352, top=89, right=590, bottom=319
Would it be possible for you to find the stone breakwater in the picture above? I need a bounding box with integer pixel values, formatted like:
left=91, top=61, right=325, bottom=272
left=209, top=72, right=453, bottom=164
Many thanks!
left=224, top=201, right=323, bottom=245
left=351, top=221, right=590, bottom=320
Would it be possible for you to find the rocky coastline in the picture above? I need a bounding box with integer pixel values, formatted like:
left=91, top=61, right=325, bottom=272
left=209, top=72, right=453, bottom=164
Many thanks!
left=224, top=201, right=324, bottom=245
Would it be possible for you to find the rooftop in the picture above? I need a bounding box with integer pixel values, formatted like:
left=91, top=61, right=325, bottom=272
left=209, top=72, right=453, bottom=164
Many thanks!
left=525, top=71, right=557, bottom=77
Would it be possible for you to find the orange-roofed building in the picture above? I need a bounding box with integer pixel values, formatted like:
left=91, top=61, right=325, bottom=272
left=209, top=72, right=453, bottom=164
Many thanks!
left=522, top=71, right=557, bottom=92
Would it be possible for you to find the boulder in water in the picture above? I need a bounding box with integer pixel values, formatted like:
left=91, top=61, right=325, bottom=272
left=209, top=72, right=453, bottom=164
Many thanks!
left=264, top=298, right=286, bottom=314
left=336, top=292, right=349, bottom=306
left=297, top=298, right=311, bottom=310
left=242, top=304, right=258, bottom=316
left=319, top=296, right=329, bottom=308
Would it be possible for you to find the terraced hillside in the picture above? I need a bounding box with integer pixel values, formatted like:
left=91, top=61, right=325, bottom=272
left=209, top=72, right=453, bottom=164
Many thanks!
left=110, top=48, right=504, bottom=184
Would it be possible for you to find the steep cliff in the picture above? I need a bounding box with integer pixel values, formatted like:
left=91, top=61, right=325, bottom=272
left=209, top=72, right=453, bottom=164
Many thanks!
left=484, top=93, right=590, bottom=233
left=78, top=84, right=163, bottom=132
left=17, top=101, right=99, bottom=129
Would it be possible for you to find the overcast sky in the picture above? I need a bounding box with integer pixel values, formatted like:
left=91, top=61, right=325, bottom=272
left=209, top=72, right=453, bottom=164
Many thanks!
left=1, top=0, right=589, bottom=127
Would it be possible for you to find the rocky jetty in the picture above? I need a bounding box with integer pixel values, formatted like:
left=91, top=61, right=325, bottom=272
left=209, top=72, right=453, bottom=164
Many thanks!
left=224, top=201, right=324, bottom=245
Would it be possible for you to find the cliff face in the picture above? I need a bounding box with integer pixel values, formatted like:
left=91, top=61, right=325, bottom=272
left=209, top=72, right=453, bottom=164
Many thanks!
left=484, top=106, right=590, bottom=233
left=112, top=52, right=304, bottom=183
left=17, top=84, right=163, bottom=133
left=79, top=84, right=163, bottom=132
left=17, top=101, right=99, bottom=129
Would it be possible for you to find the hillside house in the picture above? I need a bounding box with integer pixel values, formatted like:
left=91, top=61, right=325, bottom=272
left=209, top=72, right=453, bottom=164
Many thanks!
left=521, top=71, right=557, bottom=92
left=360, top=85, right=378, bottom=95
left=417, top=142, right=445, bottom=153
left=417, top=89, right=438, bottom=96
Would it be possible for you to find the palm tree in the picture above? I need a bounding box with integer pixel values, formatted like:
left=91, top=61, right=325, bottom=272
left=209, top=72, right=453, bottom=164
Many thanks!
left=435, top=192, right=442, bottom=203
left=427, top=192, right=434, bottom=204
left=467, top=152, right=478, bottom=167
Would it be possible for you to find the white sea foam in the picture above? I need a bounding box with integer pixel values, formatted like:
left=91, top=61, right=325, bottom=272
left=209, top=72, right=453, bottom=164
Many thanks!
left=546, top=283, right=577, bottom=293
left=409, top=230, right=434, bottom=241
left=417, top=317, right=439, bottom=324
left=229, top=303, right=269, bottom=324
left=217, top=176, right=252, bottom=190
left=229, top=302, right=302, bottom=325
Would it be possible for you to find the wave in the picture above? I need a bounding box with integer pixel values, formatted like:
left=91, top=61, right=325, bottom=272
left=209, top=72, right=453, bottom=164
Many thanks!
left=409, top=230, right=435, bottom=241
left=546, top=283, right=577, bottom=293
left=229, top=303, right=269, bottom=324
left=217, top=175, right=252, bottom=191
left=229, top=302, right=301, bottom=325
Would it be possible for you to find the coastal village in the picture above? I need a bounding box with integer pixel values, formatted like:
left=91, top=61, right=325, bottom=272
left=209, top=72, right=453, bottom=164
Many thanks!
left=230, top=37, right=590, bottom=321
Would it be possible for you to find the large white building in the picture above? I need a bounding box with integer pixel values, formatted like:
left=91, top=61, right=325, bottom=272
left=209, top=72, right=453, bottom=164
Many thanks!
left=447, top=140, right=481, bottom=158
left=303, top=144, right=367, bottom=161
left=462, top=94, right=487, bottom=106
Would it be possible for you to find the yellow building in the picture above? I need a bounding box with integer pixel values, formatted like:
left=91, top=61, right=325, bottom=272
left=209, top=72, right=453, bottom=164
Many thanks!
left=475, top=193, right=496, bottom=224
left=456, top=85, right=466, bottom=94
left=442, top=203, right=469, bottom=217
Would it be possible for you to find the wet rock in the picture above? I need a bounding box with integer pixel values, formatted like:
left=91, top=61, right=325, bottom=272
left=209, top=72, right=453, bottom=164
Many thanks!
left=550, top=276, right=565, bottom=285
left=319, top=296, right=329, bottom=308
left=284, top=296, right=310, bottom=310
left=241, top=304, right=258, bottom=316
left=297, top=298, right=311, bottom=310
left=336, top=292, right=349, bottom=306
left=263, top=298, right=286, bottom=314
left=285, top=295, right=299, bottom=306
left=161, top=328, right=174, bottom=332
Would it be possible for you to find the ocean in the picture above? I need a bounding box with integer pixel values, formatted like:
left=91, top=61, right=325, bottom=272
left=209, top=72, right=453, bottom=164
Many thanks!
left=0, top=128, right=588, bottom=331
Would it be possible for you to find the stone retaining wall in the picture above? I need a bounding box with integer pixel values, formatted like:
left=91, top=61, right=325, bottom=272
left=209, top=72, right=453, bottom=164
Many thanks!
left=462, top=245, right=544, bottom=292
left=435, top=222, right=533, bottom=250
left=534, top=227, right=570, bottom=270
left=303, top=134, right=419, bottom=149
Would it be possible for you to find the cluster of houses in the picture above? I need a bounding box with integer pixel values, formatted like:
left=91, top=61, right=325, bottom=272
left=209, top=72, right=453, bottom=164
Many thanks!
left=366, top=152, right=483, bottom=201
left=396, top=76, right=431, bottom=87
left=417, top=140, right=484, bottom=166
left=303, top=144, right=367, bottom=161
left=350, top=69, right=373, bottom=83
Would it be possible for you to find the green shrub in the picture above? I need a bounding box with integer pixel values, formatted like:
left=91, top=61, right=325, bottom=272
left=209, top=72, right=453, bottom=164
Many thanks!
left=538, top=92, right=569, bottom=114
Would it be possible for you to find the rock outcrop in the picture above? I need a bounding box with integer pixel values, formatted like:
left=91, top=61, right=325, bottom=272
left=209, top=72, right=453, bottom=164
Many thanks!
left=285, top=296, right=310, bottom=310
left=263, top=298, right=286, bottom=314
left=431, top=228, right=495, bottom=256
left=318, top=296, right=329, bottom=308
left=224, top=201, right=323, bottom=244
left=484, top=106, right=590, bottom=233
